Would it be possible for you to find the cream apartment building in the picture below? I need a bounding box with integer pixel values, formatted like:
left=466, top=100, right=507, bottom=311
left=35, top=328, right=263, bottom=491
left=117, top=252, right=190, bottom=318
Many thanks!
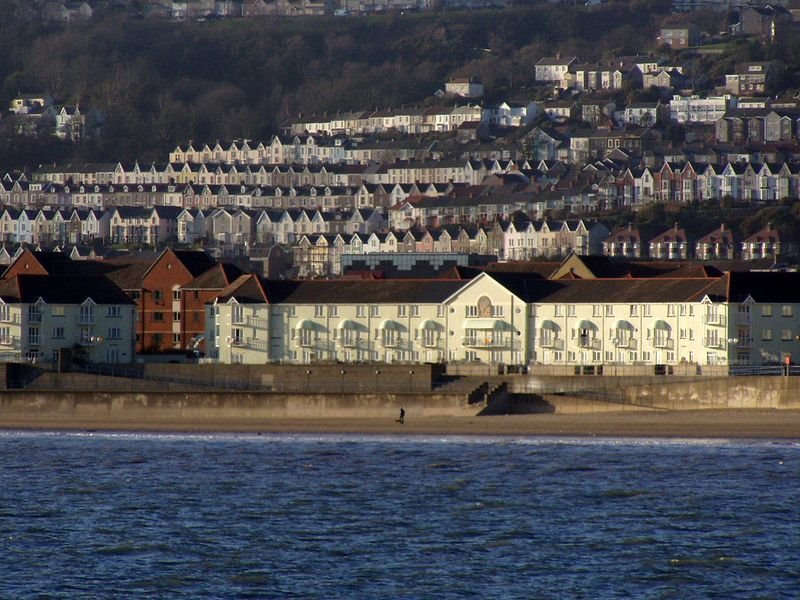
left=207, top=271, right=800, bottom=372
left=0, top=274, right=136, bottom=364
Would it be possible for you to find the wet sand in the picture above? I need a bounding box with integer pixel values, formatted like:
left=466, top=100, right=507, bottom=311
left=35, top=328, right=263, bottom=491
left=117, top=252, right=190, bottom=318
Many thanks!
left=2, top=409, right=800, bottom=438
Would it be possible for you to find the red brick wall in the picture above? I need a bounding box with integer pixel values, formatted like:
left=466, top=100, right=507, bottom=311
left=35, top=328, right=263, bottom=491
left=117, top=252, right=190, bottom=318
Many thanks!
left=139, top=249, right=196, bottom=354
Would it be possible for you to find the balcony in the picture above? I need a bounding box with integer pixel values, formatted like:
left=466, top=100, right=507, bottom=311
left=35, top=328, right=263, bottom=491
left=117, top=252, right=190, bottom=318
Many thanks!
left=463, top=336, right=494, bottom=348
left=77, top=314, right=95, bottom=326
left=704, top=337, right=725, bottom=349
left=613, top=337, right=637, bottom=350
left=653, top=337, right=674, bottom=350
left=80, top=335, right=104, bottom=346
left=380, top=337, right=402, bottom=348
left=0, top=336, right=19, bottom=347
left=28, top=312, right=43, bottom=324
left=576, top=336, right=601, bottom=350
left=703, top=314, right=726, bottom=327
left=244, top=338, right=268, bottom=352
left=539, top=337, right=564, bottom=350
left=737, top=336, right=754, bottom=348
left=246, top=316, right=269, bottom=329
left=735, top=314, right=752, bottom=325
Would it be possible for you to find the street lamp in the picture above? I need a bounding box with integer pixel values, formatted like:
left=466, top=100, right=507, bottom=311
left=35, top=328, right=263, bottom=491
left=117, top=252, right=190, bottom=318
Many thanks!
left=305, top=369, right=312, bottom=392
left=374, top=369, right=381, bottom=392
left=408, top=369, right=414, bottom=393
left=340, top=369, right=346, bottom=393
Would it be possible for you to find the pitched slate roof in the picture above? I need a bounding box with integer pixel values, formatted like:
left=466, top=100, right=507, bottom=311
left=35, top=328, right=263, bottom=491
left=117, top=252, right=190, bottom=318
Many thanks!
left=170, top=249, right=217, bottom=278
left=183, top=263, right=244, bottom=290
left=698, top=272, right=800, bottom=303
left=259, top=279, right=466, bottom=304
left=215, top=274, right=269, bottom=304
left=0, top=274, right=134, bottom=305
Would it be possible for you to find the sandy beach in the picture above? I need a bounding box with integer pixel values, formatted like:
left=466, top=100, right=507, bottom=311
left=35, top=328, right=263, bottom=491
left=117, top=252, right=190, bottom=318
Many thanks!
left=2, top=409, right=800, bottom=438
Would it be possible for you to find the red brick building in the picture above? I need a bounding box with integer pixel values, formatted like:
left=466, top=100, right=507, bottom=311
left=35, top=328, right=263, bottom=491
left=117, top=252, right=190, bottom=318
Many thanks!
left=137, top=249, right=216, bottom=354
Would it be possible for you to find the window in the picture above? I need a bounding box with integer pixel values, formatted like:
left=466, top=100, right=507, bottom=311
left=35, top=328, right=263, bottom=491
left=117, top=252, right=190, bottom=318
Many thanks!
left=232, top=304, right=243, bottom=324
left=52, top=306, right=65, bottom=318
left=0, top=304, right=8, bottom=322
left=437, top=305, right=446, bottom=318
left=491, top=305, right=503, bottom=318
left=153, top=312, right=164, bottom=322
left=154, top=290, right=164, bottom=301
left=410, top=305, right=419, bottom=317
left=592, top=305, right=601, bottom=317
left=762, top=305, right=773, bottom=317
left=0, top=326, right=9, bottom=344
left=762, top=329, right=772, bottom=341
left=173, top=312, right=181, bottom=322
left=782, top=305, right=793, bottom=317
left=314, top=305, right=324, bottom=318
left=555, top=305, right=563, bottom=317
left=370, top=305, right=380, bottom=318
left=173, top=290, right=181, bottom=301
left=52, top=327, right=65, bottom=339
left=79, top=304, right=94, bottom=324
left=328, top=306, right=338, bottom=318
left=465, top=305, right=478, bottom=318
left=28, top=327, right=40, bottom=345
left=131, top=291, right=141, bottom=301
left=782, top=329, right=793, bottom=341
left=356, top=305, right=366, bottom=318
left=398, top=305, right=407, bottom=318
left=643, top=305, right=652, bottom=317
left=108, top=327, right=121, bottom=340
left=567, top=305, right=576, bottom=317
left=173, top=333, right=180, bottom=344
left=629, top=305, right=638, bottom=317
left=605, top=306, right=614, bottom=317
left=28, top=305, right=43, bottom=323
left=106, top=306, right=121, bottom=318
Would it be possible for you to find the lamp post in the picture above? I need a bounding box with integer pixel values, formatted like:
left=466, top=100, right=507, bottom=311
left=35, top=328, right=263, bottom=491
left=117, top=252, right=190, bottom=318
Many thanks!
left=727, top=337, right=738, bottom=368
left=340, top=369, right=346, bottom=393
left=374, top=369, right=381, bottom=392
left=408, top=369, right=414, bottom=393
left=305, top=369, right=312, bottom=393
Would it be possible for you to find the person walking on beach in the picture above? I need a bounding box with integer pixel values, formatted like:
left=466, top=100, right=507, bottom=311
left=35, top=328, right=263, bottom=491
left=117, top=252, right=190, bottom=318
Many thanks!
left=398, top=407, right=405, bottom=424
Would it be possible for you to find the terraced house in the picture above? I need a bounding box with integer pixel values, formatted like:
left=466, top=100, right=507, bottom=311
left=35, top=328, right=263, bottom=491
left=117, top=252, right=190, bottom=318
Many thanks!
left=207, top=266, right=800, bottom=374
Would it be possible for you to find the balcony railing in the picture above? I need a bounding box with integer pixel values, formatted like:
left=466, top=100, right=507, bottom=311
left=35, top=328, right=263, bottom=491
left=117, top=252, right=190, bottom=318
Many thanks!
left=703, top=314, right=726, bottom=326
left=704, top=337, right=725, bottom=349
left=613, top=337, right=637, bottom=350
left=246, top=316, right=269, bottom=329
left=539, top=337, right=564, bottom=350
left=244, top=338, right=268, bottom=352
left=653, top=337, right=674, bottom=350
left=28, top=312, right=43, bottom=324
left=77, top=314, right=95, bottom=325
left=462, top=336, right=513, bottom=348
left=0, top=335, right=20, bottom=347
left=576, top=336, right=601, bottom=350
left=380, top=337, right=402, bottom=348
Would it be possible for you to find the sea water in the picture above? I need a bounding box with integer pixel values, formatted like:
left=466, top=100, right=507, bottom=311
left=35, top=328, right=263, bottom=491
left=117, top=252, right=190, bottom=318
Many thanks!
left=0, top=432, right=797, bottom=598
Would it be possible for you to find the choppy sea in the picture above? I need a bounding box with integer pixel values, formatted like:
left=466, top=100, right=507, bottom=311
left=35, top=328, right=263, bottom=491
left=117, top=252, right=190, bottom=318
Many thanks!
left=0, top=431, right=797, bottom=598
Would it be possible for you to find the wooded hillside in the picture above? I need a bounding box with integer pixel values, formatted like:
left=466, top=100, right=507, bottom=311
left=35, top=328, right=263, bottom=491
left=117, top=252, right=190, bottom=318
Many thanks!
left=0, top=1, right=676, bottom=166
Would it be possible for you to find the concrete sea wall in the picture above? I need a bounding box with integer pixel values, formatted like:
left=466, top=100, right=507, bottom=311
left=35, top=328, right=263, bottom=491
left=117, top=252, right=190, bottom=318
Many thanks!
left=0, top=389, right=479, bottom=427
left=527, top=375, right=800, bottom=412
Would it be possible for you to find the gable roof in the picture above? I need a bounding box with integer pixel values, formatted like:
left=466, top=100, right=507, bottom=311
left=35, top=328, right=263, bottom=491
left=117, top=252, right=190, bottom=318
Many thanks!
left=0, top=274, right=134, bottom=305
